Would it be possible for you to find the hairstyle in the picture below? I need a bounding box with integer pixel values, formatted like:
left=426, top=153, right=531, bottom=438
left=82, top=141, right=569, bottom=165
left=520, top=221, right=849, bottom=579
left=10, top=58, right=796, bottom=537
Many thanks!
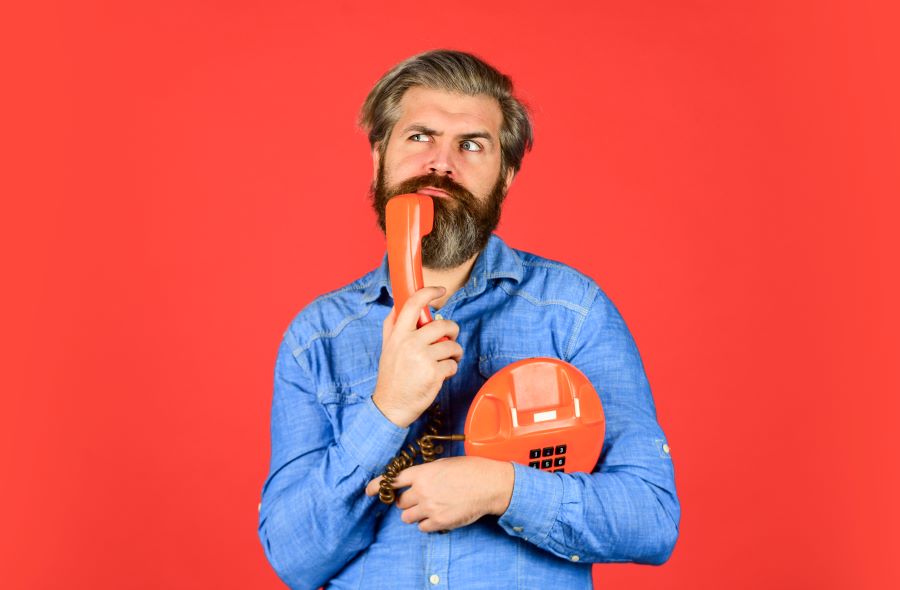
left=359, top=49, right=534, bottom=175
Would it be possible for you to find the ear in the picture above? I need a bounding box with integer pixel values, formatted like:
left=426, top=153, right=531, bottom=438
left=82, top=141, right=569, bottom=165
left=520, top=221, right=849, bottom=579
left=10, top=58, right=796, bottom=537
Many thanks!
left=502, top=167, right=515, bottom=193
left=371, top=143, right=381, bottom=179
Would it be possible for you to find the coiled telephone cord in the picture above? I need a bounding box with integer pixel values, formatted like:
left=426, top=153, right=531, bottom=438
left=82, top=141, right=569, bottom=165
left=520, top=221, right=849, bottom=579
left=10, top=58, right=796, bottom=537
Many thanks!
left=378, top=403, right=465, bottom=504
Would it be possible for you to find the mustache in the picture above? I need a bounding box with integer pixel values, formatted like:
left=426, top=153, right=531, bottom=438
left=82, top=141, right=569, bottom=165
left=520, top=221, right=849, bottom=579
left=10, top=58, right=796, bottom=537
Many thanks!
left=387, top=173, right=477, bottom=205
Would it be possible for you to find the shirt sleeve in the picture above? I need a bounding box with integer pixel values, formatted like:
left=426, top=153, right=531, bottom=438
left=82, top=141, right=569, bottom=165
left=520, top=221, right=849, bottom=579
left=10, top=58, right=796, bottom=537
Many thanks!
left=497, top=285, right=681, bottom=565
left=257, top=326, right=409, bottom=589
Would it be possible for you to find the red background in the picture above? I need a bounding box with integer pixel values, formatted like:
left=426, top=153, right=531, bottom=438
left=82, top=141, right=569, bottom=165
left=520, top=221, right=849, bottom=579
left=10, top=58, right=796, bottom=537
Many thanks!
left=2, top=1, right=898, bottom=588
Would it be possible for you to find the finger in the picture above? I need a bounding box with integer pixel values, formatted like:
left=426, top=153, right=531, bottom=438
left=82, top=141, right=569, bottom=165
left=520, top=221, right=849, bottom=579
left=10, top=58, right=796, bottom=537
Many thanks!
left=365, top=476, right=383, bottom=497
left=382, top=307, right=396, bottom=341
left=418, top=518, right=444, bottom=533
left=389, top=464, right=420, bottom=490
left=436, top=358, right=459, bottom=380
left=394, top=286, right=446, bottom=333
left=395, top=487, right=419, bottom=510
left=426, top=340, right=464, bottom=363
left=414, top=319, right=461, bottom=345
left=401, top=505, right=428, bottom=525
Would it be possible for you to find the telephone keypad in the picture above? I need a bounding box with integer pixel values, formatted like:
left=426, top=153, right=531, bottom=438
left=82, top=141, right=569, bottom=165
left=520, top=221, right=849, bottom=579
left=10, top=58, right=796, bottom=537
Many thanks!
left=528, top=444, right=569, bottom=473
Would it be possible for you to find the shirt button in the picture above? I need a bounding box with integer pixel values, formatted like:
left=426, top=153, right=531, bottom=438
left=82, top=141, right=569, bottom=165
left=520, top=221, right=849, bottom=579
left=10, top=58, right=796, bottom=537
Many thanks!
left=512, top=526, right=524, bottom=533
left=570, top=555, right=580, bottom=562
left=434, top=313, right=444, bottom=320
left=429, top=574, right=440, bottom=584
left=663, top=444, right=670, bottom=454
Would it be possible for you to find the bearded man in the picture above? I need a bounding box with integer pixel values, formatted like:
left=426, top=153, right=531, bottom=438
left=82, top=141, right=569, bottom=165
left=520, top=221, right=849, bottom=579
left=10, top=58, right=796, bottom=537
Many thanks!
left=258, top=50, right=680, bottom=590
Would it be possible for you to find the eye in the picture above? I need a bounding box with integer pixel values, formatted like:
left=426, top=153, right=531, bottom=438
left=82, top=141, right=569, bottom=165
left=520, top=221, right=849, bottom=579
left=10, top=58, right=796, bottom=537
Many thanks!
left=409, top=133, right=431, bottom=142
left=460, top=139, right=483, bottom=153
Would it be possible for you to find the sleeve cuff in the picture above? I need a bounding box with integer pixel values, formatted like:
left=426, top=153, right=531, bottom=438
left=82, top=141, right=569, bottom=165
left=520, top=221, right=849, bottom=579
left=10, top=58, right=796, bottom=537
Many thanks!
left=338, top=396, right=410, bottom=477
left=497, top=462, right=564, bottom=545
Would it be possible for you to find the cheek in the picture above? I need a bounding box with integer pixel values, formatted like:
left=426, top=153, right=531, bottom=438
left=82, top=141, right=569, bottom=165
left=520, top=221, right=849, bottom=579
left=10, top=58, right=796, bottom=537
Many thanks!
left=384, top=155, right=431, bottom=186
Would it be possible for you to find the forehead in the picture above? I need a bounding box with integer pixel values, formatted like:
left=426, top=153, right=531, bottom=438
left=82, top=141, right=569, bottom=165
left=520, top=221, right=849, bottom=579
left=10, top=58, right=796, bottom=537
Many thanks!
left=393, top=86, right=503, bottom=136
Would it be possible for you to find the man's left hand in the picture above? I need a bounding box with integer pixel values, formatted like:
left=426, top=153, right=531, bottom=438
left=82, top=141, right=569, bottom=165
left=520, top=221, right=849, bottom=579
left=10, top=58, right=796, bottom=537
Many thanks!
left=365, top=456, right=515, bottom=533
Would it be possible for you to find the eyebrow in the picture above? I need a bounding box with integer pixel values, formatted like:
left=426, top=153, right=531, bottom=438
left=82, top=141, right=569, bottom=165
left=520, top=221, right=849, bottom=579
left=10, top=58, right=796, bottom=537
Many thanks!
left=401, top=123, right=496, bottom=146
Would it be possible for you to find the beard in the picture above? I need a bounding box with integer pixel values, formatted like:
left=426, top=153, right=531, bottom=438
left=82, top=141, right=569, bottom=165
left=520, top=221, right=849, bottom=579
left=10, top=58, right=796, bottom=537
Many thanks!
left=370, top=162, right=508, bottom=270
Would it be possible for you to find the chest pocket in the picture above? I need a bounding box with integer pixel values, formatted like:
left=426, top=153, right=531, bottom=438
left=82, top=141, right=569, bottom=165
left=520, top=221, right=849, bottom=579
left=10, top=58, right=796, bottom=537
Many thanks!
left=317, top=371, right=379, bottom=431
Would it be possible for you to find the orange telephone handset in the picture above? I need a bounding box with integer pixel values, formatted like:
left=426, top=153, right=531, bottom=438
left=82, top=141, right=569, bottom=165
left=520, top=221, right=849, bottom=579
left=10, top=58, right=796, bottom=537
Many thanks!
left=378, top=195, right=605, bottom=504
left=386, top=194, right=440, bottom=330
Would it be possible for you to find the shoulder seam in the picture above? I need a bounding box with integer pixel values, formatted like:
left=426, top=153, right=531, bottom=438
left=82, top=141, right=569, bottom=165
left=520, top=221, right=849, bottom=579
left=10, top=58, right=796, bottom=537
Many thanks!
left=564, top=283, right=601, bottom=361
left=497, top=282, right=591, bottom=315
left=290, top=304, right=374, bottom=360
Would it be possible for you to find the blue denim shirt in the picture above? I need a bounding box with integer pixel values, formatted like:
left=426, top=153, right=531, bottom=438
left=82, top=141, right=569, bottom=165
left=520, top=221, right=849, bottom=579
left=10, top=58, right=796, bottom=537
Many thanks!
left=258, top=234, right=680, bottom=590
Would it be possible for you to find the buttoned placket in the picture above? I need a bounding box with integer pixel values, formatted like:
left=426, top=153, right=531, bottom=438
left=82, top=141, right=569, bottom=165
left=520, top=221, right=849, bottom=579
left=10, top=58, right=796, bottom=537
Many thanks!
left=424, top=528, right=450, bottom=588
left=423, top=298, right=462, bottom=589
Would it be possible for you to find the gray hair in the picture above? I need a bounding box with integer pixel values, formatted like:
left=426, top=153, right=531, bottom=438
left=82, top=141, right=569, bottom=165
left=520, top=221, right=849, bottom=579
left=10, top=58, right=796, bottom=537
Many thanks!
left=359, top=49, right=533, bottom=175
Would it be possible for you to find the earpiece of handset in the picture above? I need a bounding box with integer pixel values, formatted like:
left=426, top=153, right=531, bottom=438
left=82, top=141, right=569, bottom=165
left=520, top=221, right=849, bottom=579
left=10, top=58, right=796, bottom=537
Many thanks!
left=385, top=194, right=448, bottom=341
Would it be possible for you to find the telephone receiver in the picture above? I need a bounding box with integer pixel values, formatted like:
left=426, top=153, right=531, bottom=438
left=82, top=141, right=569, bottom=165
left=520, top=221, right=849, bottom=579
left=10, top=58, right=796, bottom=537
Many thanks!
left=385, top=193, right=443, bottom=332
left=380, top=194, right=605, bottom=503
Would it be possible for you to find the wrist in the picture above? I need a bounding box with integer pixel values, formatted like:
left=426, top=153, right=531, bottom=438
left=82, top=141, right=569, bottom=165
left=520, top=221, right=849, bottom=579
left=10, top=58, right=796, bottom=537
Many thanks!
left=372, top=389, right=414, bottom=428
left=490, top=461, right=515, bottom=516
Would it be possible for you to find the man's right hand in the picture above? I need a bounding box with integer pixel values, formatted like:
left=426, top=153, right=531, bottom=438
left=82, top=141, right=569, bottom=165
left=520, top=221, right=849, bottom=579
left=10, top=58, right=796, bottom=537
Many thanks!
left=372, top=286, right=463, bottom=428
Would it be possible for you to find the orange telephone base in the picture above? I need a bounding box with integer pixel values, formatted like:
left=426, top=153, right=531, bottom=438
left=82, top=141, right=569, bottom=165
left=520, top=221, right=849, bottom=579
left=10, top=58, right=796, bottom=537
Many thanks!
left=465, top=357, right=605, bottom=473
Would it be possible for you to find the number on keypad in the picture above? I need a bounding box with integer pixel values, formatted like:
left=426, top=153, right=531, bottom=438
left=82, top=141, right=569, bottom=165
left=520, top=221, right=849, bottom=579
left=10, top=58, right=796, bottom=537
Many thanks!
left=528, top=444, right=568, bottom=472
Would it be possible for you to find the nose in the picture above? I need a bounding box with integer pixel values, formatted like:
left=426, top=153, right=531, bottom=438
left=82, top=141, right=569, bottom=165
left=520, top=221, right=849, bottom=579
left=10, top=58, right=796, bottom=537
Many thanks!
left=426, top=141, right=455, bottom=177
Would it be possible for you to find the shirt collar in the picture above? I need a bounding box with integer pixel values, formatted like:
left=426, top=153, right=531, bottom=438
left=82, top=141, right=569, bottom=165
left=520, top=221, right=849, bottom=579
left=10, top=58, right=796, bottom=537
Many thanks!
left=361, top=233, right=524, bottom=304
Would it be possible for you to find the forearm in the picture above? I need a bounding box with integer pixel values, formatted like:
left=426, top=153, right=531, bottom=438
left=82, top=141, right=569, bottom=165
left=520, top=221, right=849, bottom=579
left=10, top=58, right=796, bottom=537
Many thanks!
left=498, top=463, right=679, bottom=564
left=259, top=397, right=408, bottom=589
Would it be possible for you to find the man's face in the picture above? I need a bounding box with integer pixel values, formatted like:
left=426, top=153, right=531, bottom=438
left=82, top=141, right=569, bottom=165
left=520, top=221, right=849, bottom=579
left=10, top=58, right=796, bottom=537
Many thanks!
left=370, top=87, right=514, bottom=269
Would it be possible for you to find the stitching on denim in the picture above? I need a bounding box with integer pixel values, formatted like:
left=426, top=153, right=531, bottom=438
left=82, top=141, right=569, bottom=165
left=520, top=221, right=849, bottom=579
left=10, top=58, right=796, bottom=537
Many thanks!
left=535, top=472, right=565, bottom=549
left=521, top=259, right=589, bottom=280
left=335, top=372, right=378, bottom=389
left=564, top=285, right=600, bottom=361
left=479, top=353, right=529, bottom=362
left=360, top=278, right=388, bottom=302
left=314, top=281, right=368, bottom=303
left=291, top=307, right=371, bottom=358
left=498, top=282, right=589, bottom=314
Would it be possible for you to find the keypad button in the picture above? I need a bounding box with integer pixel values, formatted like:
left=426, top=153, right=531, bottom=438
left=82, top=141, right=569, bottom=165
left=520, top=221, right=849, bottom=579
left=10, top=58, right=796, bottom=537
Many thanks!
left=542, top=447, right=554, bottom=457
left=554, top=457, right=566, bottom=467
left=541, top=459, right=552, bottom=469
left=555, top=444, right=567, bottom=455
left=529, top=449, right=541, bottom=459
left=529, top=461, right=540, bottom=468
